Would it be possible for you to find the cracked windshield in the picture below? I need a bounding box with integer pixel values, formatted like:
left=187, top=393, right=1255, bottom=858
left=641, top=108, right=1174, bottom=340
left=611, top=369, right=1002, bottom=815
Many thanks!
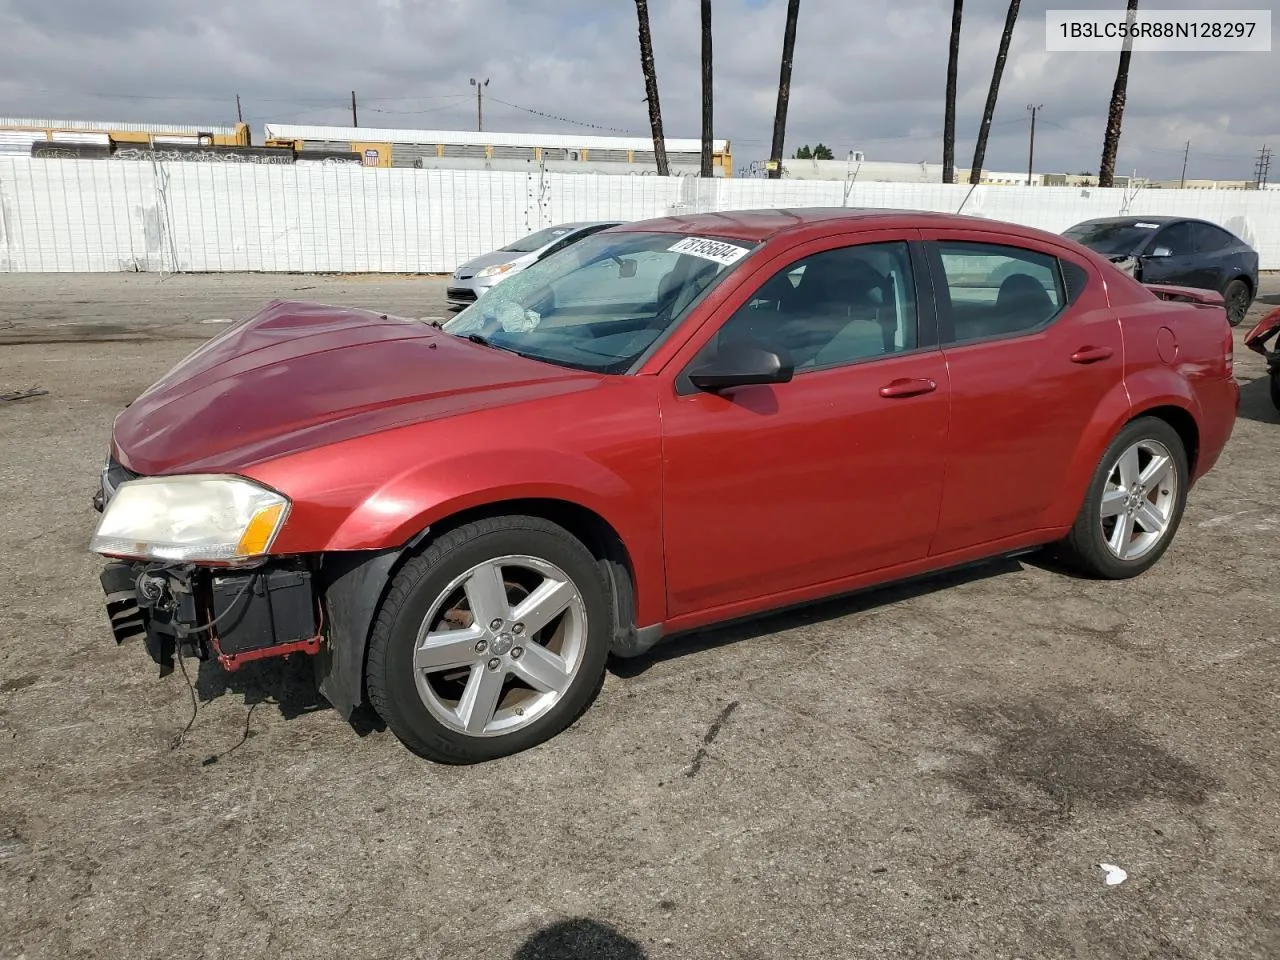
left=442, top=230, right=757, bottom=373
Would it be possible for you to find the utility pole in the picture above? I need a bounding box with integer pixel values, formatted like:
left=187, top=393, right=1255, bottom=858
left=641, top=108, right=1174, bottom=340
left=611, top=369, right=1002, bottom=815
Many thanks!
left=350, top=91, right=358, bottom=127
left=1026, top=104, right=1043, bottom=185
left=235, top=94, right=243, bottom=123
left=1254, top=145, right=1272, bottom=189
left=470, top=77, right=489, bottom=132
left=1179, top=140, right=1190, bottom=187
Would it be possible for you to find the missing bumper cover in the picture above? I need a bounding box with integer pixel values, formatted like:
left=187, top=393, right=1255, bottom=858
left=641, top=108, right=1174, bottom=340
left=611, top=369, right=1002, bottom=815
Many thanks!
left=99, top=560, right=319, bottom=676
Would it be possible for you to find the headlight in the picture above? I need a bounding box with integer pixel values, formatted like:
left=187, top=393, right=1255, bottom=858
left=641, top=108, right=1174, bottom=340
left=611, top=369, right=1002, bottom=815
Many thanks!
left=475, top=262, right=517, bottom=279
left=90, top=475, right=289, bottom=562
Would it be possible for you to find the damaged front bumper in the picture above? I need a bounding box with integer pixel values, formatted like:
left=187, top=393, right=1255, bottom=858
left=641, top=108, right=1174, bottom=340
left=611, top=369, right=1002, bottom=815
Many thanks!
left=90, top=455, right=401, bottom=721
left=92, top=455, right=321, bottom=676
left=98, top=559, right=321, bottom=676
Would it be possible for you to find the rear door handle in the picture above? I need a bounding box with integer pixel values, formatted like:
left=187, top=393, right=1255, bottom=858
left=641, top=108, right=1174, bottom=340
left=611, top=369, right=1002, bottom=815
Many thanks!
left=1070, top=346, right=1114, bottom=364
left=879, top=377, right=938, bottom=399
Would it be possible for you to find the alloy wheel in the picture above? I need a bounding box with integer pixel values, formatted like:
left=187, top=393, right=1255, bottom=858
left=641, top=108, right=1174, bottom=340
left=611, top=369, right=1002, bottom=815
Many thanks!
left=411, top=555, right=587, bottom=737
left=1099, top=438, right=1179, bottom=562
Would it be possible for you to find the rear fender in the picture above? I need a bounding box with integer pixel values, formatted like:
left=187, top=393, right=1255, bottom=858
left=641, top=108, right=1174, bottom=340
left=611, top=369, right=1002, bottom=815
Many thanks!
left=1040, top=378, right=1135, bottom=530
left=1041, top=372, right=1199, bottom=529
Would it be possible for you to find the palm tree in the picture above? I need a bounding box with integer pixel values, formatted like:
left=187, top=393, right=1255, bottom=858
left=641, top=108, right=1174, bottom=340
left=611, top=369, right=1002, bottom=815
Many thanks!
left=1099, top=0, right=1139, bottom=187
left=634, top=0, right=670, bottom=176
left=969, top=0, right=1021, bottom=186
left=767, top=0, right=802, bottom=180
left=701, top=0, right=714, bottom=177
left=942, top=0, right=963, bottom=183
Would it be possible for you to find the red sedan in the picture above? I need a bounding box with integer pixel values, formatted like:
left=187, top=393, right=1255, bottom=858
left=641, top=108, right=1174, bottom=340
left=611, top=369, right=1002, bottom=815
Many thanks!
left=90, top=209, right=1240, bottom=763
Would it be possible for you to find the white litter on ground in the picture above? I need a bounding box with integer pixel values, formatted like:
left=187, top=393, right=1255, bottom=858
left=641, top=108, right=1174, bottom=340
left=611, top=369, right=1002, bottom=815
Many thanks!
left=1098, top=863, right=1128, bottom=885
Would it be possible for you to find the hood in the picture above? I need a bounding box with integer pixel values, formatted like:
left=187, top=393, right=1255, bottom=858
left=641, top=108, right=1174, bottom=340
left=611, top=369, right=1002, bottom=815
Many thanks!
left=453, top=250, right=535, bottom=277
left=112, top=299, right=599, bottom=475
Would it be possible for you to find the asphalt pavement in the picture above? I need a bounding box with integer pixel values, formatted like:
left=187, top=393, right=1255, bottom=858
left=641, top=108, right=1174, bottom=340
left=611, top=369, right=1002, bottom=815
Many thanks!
left=1, top=272, right=1279, bottom=960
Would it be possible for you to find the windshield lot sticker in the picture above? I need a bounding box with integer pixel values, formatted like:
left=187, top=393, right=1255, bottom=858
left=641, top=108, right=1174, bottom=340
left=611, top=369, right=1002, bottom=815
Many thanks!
left=668, top=236, right=751, bottom=265
left=1134, top=222, right=1160, bottom=229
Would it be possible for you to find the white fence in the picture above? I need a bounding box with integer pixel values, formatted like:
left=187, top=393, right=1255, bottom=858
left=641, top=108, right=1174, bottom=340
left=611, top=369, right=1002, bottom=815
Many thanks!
left=1, top=156, right=1278, bottom=273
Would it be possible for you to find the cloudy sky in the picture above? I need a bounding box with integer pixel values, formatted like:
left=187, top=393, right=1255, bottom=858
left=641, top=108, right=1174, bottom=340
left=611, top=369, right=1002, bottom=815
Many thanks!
left=0, top=0, right=1275, bottom=181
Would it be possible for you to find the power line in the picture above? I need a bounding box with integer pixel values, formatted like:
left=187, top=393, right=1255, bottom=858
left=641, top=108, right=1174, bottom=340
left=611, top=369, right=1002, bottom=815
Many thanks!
left=367, top=97, right=471, bottom=116
left=4, top=86, right=480, bottom=105
left=486, top=96, right=636, bottom=135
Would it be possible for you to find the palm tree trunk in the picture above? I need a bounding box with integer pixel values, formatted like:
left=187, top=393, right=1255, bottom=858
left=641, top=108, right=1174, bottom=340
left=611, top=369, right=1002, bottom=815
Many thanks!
left=1099, top=0, right=1139, bottom=187
left=969, top=0, right=1021, bottom=186
left=701, top=0, right=714, bottom=177
left=767, top=0, right=801, bottom=179
left=942, top=0, right=963, bottom=183
left=634, top=0, right=670, bottom=176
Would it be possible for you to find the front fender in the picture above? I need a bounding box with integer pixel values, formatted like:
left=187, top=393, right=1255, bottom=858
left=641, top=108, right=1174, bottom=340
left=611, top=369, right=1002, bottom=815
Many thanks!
left=310, top=444, right=666, bottom=630
left=326, top=447, right=646, bottom=550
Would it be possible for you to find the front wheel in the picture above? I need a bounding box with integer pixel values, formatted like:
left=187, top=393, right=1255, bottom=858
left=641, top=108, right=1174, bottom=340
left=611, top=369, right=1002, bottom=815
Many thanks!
left=1224, top=278, right=1251, bottom=327
left=366, top=516, right=612, bottom=763
left=1055, top=417, right=1189, bottom=579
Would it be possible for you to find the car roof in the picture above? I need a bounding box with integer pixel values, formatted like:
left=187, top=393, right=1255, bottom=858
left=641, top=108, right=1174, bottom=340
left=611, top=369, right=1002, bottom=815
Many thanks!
left=606, top=207, right=1068, bottom=245
left=1069, top=215, right=1183, bottom=226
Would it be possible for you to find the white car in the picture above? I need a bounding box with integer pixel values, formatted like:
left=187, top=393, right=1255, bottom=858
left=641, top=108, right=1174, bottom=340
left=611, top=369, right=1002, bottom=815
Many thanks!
left=446, top=221, right=623, bottom=308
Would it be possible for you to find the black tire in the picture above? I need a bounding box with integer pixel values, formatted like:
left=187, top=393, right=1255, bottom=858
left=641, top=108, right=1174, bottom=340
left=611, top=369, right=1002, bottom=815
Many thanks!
left=1223, top=278, right=1251, bottom=327
left=366, top=515, right=611, bottom=764
left=1270, top=371, right=1280, bottom=413
left=1055, top=416, right=1189, bottom=580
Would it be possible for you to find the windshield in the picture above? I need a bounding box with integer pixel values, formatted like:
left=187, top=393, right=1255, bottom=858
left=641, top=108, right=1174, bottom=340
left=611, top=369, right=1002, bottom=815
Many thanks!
left=501, top=226, right=576, bottom=253
left=442, top=230, right=757, bottom=374
left=1063, top=220, right=1161, bottom=256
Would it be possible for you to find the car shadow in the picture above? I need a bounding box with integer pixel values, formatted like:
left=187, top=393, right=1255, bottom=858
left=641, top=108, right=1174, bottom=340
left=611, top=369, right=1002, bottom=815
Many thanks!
left=1237, top=373, right=1279, bottom=425
left=193, top=652, right=386, bottom=737
left=512, top=918, right=647, bottom=960
left=608, top=555, right=1027, bottom=678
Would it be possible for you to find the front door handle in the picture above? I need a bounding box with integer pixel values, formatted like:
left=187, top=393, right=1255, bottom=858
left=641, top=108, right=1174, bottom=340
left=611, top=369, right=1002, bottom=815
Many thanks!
left=1070, top=345, right=1114, bottom=364
left=879, top=377, right=938, bottom=399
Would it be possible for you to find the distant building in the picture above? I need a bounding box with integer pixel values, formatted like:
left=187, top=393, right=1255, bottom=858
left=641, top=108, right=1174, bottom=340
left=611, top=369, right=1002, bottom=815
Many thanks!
left=765, top=155, right=1042, bottom=185
left=262, top=123, right=733, bottom=176
left=1143, top=178, right=1257, bottom=190
left=1041, top=173, right=1146, bottom=189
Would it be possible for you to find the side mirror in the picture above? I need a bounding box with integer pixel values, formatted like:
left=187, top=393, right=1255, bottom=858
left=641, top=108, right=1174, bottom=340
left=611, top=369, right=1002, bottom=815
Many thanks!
left=617, top=258, right=638, bottom=278
left=688, top=340, right=794, bottom=392
left=1148, top=246, right=1172, bottom=258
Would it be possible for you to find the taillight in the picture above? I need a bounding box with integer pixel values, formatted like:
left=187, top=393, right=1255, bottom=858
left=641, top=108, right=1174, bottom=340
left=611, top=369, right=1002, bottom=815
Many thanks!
left=1225, top=321, right=1234, bottom=377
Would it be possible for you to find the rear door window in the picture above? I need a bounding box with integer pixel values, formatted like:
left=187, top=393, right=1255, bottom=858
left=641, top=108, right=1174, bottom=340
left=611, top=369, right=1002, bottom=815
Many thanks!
left=933, top=241, right=1065, bottom=343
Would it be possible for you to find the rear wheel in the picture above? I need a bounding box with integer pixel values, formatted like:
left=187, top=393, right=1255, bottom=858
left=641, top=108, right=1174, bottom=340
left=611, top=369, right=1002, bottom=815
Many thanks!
left=1056, top=417, right=1189, bottom=579
left=366, top=516, right=612, bottom=763
left=1223, top=278, right=1251, bottom=327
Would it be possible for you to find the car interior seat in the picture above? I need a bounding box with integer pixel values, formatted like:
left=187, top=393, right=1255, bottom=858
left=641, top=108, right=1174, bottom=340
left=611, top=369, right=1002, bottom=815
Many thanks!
left=784, top=257, right=890, bottom=366
left=990, top=272, right=1055, bottom=335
